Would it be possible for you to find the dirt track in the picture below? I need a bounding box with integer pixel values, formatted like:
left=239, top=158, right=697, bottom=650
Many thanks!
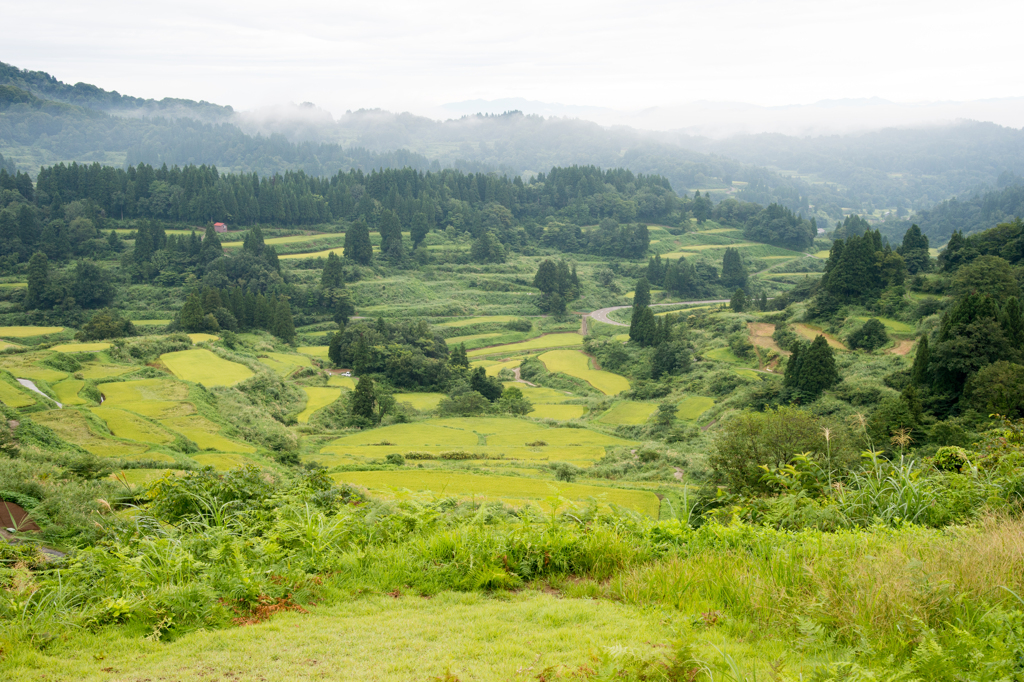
left=586, top=299, right=730, bottom=327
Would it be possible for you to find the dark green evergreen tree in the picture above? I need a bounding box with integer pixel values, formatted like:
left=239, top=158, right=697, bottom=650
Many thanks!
left=897, top=224, right=931, bottom=274
left=344, top=220, right=373, bottom=265
left=351, top=376, right=377, bottom=422
left=410, top=212, right=429, bottom=249
left=200, top=225, right=223, bottom=264
left=24, top=251, right=49, bottom=310
left=450, top=343, right=470, bottom=369
left=784, top=335, right=839, bottom=401
left=273, top=299, right=295, bottom=343
left=721, top=248, right=748, bottom=288
left=911, top=335, right=930, bottom=386
left=379, top=209, right=404, bottom=260
left=470, top=366, right=503, bottom=402
left=730, top=288, right=747, bottom=312
left=321, top=251, right=345, bottom=288
left=179, top=292, right=206, bottom=332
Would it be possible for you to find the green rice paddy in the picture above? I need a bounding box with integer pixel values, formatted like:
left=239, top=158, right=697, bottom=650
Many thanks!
left=445, top=332, right=503, bottom=346
left=395, top=392, right=446, bottom=411
left=90, top=407, right=175, bottom=445
left=160, top=349, right=254, bottom=386
left=279, top=247, right=344, bottom=260
left=328, top=375, right=356, bottom=389
left=52, top=379, right=87, bottom=405
left=49, top=342, right=111, bottom=352
left=332, top=470, right=660, bottom=516
left=0, top=326, right=65, bottom=337
left=597, top=401, right=657, bottom=425
left=0, top=381, right=34, bottom=408
left=436, top=316, right=518, bottom=327
left=467, top=333, right=583, bottom=358
left=675, top=396, right=715, bottom=420
left=538, top=350, right=630, bottom=395
left=529, top=404, right=587, bottom=420
left=298, top=346, right=330, bottom=358
left=297, top=387, right=342, bottom=423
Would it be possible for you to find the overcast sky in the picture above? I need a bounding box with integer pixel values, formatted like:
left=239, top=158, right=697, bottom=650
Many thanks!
left=4, top=0, right=1022, bottom=119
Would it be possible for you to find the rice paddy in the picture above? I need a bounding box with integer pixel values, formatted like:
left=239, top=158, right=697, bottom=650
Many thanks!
left=332, top=471, right=660, bottom=516
left=259, top=352, right=315, bottom=374
left=298, top=346, right=330, bottom=358
left=705, top=347, right=752, bottom=365
left=395, top=392, right=446, bottom=411
left=32, top=409, right=148, bottom=458
left=188, top=333, right=220, bottom=344
left=297, top=387, right=342, bottom=423
left=90, top=407, right=176, bottom=445
left=597, top=401, right=657, bottom=425
left=445, top=332, right=503, bottom=346
left=0, top=380, right=35, bottom=408
left=849, top=316, right=916, bottom=334
left=279, top=247, right=344, bottom=260
left=52, top=379, right=87, bottom=405
left=191, top=453, right=258, bottom=470
left=538, top=350, right=630, bottom=395
left=160, top=349, right=254, bottom=386
left=675, top=396, right=715, bottom=420
left=792, top=323, right=847, bottom=349
left=328, top=375, right=356, bottom=389
left=49, top=342, right=111, bottom=352
left=481, top=359, right=521, bottom=377
left=530, top=404, right=587, bottom=420
left=160, top=415, right=256, bottom=452
left=0, top=326, right=65, bottom=337
left=502, top=383, right=572, bottom=404
left=436, top=315, right=518, bottom=327
left=79, top=364, right=136, bottom=379
left=100, top=378, right=189, bottom=404
left=466, top=333, right=583, bottom=358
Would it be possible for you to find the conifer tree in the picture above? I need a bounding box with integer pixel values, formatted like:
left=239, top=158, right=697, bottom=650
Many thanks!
left=911, top=335, right=930, bottom=386
left=450, top=342, right=470, bottom=369
left=410, top=212, right=429, bottom=249
left=351, top=376, right=377, bottom=422
left=629, top=277, right=652, bottom=343
left=200, top=224, right=223, bottom=264
left=784, top=335, right=839, bottom=401
left=632, top=307, right=656, bottom=346
left=273, top=298, right=295, bottom=343
left=179, top=292, right=206, bottom=332
left=344, top=220, right=373, bottom=265
left=730, top=288, right=746, bottom=312
left=721, top=248, right=748, bottom=288
left=242, top=225, right=265, bottom=256
left=379, top=209, right=404, bottom=260
left=321, top=251, right=345, bottom=289
left=25, top=251, right=49, bottom=310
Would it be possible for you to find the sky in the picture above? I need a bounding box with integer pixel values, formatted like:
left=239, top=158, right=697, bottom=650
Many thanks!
left=4, top=0, right=1023, bottom=122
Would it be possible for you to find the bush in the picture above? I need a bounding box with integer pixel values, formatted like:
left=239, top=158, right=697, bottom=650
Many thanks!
left=404, top=451, right=435, bottom=460
left=848, top=318, right=889, bottom=351
left=385, top=453, right=405, bottom=466
left=505, top=319, right=533, bottom=332
left=439, top=450, right=475, bottom=460
left=41, top=352, right=81, bottom=373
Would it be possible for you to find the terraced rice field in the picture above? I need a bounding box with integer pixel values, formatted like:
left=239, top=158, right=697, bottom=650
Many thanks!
left=298, top=346, right=330, bottom=358
left=192, top=453, right=258, bottom=470
left=445, top=332, right=504, bottom=346
left=436, top=316, right=519, bottom=327
left=849, top=316, right=916, bottom=335
left=33, top=409, right=148, bottom=457
left=747, top=322, right=785, bottom=354
left=328, top=375, right=356, bottom=389
left=395, top=392, right=446, bottom=411
left=481, top=359, right=521, bottom=377
left=502, top=383, right=572, bottom=404
left=188, top=333, right=220, bottom=344
left=49, top=342, right=111, bottom=353
left=259, top=352, right=315, bottom=374
left=222, top=233, right=340, bottom=249
left=0, top=326, right=64, bottom=337
left=705, top=347, right=752, bottom=365
left=297, top=387, right=342, bottom=423
left=675, top=396, right=715, bottom=420
left=52, top=379, right=86, bottom=405
left=160, top=415, right=255, bottom=452
left=112, top=469, right=178, bottom=485
left=538, top=350, right=630, bottom=395
left=160, top=349, right=254, bottom=386
left=0, top=354, right=68, bottom=383
left=597, top=401, right=657, bottom=425
left=467, top=333, right=583, bottom=358
left=79, top=364, right=136, bottom=380
left=279, top=247, right=344, bottom=260
left=793, top=323, right=847, bottom=350
left=332, top=471, right=660, bottom=517
left=100, top=378, right=188, bottom=405
left=132, top=319, right=170, bottom=326
left=90, top=407, right=175, bottom=445
left=0, top=380, right=35, bottom=408
left=529, top=404, right=587, bottom=420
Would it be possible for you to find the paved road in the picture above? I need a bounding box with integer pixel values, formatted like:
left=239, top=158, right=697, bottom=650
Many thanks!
left=586, top=299, right=730, bottom=327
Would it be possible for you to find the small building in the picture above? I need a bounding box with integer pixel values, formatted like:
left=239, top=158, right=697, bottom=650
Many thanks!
left=213, top=222, right=227, bottom=233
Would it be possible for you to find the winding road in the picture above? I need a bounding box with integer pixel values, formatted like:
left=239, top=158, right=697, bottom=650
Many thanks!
left=586, top=300, right=730, bottom=327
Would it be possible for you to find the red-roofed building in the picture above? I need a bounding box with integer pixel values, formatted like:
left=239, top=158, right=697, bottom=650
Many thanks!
left=213, top=222, right=227, bottom=233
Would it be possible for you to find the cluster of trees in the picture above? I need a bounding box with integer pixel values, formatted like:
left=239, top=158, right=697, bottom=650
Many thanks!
left=531, top=259, right=579, bottom=314
left=814, top=225, right=907, bottom=316
left=938, top=218, right=1023, bottom=272
left=327, top=318, right=451, bottom=390
left=177, top=286, right=296, bottom=342
left=647, top=249, right=749, bottom=301
left=782, top=335, right=840, bottom=403
left=743, top=203, right=816, bottom=251
left=24, top=252, right=114, bottom=312
left=539, top=219, right=651, bottom=259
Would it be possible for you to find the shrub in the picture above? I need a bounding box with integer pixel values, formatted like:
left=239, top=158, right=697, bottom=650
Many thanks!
left=404, top=451, right=435, bottom=460
left=385, top=453, right=405, bottom=466
left=848, top=318, right=889, bottom=351
left=439, top=450, right=475, bottom=460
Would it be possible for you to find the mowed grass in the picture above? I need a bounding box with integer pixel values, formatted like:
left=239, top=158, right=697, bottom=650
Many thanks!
left=676, top=396, right=715, bottom=420
left=598, top=401, right=657, bottom=425
left=49, top=342, right=110, bottom=352
left=530, top=404, right=587, bottom=420
left=467, top=333, right=582, bottom=358
left=538, top=350, right=630, bottom=395
left=297, top=387, right=341, bottom=423
left=333, top=471, right=660, bottom=516
left=160, top=349, right=254, bottom=386
left=436, top=315, right=518, bottom=327
left=0, top=592, right=674, bottom=682
left=0, top=326, right=64, bottom=337
left=0, top=380, right=34, bottom=408
left=90, top=407, right=175, bottom=445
